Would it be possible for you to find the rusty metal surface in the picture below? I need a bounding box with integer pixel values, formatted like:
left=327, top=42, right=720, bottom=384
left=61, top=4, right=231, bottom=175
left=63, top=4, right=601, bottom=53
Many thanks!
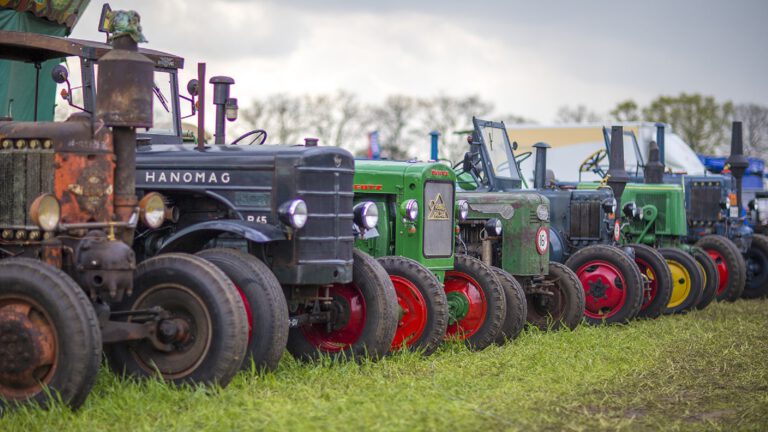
left=73, top=232, right=136, bottom=302
left=0, top=296, right=57, bottom=400
left=96, top=37, right=154, bottom=128
left=0, top=30, right=184, bottom=68
left=41, top=238, right=62, bottom=268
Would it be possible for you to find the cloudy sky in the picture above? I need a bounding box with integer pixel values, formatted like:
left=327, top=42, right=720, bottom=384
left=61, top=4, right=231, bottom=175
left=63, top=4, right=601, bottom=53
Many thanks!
left=71, top=0, right=768, bottom=124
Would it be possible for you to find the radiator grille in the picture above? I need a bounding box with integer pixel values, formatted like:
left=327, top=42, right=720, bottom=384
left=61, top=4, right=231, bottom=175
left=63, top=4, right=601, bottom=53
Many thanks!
left=296, top=166, right=354, bottom=264
left=688, top=182, right=721, bottom=223
left=423, top=181, right=455, bottom=258
left=0, top=148, right=55, bottom=228
left=569, top=201, right=601, bottom=239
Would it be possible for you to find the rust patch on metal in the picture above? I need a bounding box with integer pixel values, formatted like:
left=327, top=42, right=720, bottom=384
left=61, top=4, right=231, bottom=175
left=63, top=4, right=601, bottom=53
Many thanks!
left=55, top=152, right=115, bottom=223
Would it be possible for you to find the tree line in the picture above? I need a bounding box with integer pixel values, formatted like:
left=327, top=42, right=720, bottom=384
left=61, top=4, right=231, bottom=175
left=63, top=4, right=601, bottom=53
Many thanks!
left=235, top=91, right=768, bottom=161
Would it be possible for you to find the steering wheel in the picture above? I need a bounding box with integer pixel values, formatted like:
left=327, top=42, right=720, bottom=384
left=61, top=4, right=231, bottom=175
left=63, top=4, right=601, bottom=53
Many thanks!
left=232, top=129, right=268, bottom=145
left=579, top=148, right=608, bottom=177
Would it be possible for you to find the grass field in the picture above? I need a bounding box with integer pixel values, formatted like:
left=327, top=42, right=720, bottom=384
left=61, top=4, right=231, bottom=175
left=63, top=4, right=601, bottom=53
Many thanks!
left=2, top=299, right=767, bottom=431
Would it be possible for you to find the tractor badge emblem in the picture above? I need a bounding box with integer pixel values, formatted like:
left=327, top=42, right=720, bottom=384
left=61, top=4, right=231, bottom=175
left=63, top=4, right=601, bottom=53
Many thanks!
left=428, top=193, right=449, bottom=220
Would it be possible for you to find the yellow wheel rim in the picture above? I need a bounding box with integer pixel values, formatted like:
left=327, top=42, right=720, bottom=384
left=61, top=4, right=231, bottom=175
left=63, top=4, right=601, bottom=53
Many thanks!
left=666, top=259, right=692, bottom=308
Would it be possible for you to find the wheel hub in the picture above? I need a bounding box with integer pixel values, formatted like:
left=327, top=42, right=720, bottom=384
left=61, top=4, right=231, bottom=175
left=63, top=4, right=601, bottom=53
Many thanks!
left=446, top=291, right=470, bottom=325
left=588, top=278, right=609, bottom=299
left=0, top=303, right=56, bottom=393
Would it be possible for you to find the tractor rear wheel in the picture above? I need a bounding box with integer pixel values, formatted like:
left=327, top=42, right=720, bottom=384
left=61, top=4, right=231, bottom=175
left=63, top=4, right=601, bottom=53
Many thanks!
left=107, top=253, right=249, bottom=387
left=0, top=258, right=101, bottom=411
left=658, top=248, right=703, bottom=314
left=743, top=233, right=768, bottom=298
left=196, top=248, right=288, bottom=371
left=628, top=244, right=673, bottom=319
left=491, top=267, right=527, bottom=344
left=287, top=249, right=398, bottom=361
left=565, top=244, right=643, bottom=325
left=691, top=247, right=719, bottom=309
left=443, top=255, right=505, bottom=350
left=524, top=262, right=585, bottom=330
left=695, top=234, right=746, bottom=302
left=377, top=256, right=448, bottom=356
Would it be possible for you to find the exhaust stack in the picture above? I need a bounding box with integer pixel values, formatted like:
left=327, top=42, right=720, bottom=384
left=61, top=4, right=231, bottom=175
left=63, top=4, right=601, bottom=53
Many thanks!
left=533, top=142, right=550, bottom=189
left=726, top=121, right=749, bottom=212
left=655, top=122, right=666, bottom=166
left=607, top=126, right=630, bottom=201
left=644, top=141, right=664, bottom=184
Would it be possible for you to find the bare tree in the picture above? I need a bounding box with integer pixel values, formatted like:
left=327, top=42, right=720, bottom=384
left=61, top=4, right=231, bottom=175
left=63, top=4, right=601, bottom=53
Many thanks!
left=555, top=105, right=601, bottom=124
left=734, top=103, right=768, bottom=157
left=418, top=94, right=494, bottom=163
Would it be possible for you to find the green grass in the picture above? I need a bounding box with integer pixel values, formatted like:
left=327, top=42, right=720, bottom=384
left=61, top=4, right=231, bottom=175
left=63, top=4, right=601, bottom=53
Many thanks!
left=2, top=299, right=767, bottom=431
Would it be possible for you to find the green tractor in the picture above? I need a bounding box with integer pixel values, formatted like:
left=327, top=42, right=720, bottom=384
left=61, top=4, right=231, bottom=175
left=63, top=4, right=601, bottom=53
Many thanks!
left=453, top=119, right=585, bottom=330
left=353, top=160, right=519, bottom=353
left=581, top=126, right=721, bottom=313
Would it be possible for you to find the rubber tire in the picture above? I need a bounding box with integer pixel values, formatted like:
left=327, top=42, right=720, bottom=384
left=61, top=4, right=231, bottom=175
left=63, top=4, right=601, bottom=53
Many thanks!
left=286, top=249, right=398, bottom=361
left=658, top=248, right=704, bottom=314
left=196, top=248, right=288, bottom=371
left=445, top=255, right=505, bottom=351
left=628, top=244, right=673, bottom=319
left=524, top=262, right=585, bottom=331
left=377, top=256, right=448, bottom=356
left=695, top=234, right=747, bottom=302
left=565, top=245, right=643, bottom=325
left=107, top=253, right=248, bottom=388
left=0, top=258, right=101, bottom=411
left=691, top=247, right=719, bottom=310
left=491, top=267, right=527, bottom=345
left=742, top=233, right=768, bottom=298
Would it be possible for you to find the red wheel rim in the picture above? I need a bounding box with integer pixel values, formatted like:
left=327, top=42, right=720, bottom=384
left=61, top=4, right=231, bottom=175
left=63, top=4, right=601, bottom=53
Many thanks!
left=635, top=258, right=658, bottom=310
left=443, top=271, right=487, bottom=340
left=576, top=260, right=627, bottom=319
left=706, top=249, right=729, bottom=295
left=389, top=275, right=428, bottom=350
left=301, top=283, right=366, bottom=352
left=234, top=284, right=253, bottom=342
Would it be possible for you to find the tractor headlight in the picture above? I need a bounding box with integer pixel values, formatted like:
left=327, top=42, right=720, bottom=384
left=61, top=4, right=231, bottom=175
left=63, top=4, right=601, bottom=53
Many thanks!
left=30, top=193, right=61, bottom=232
left=536, top=204, right=549, bottom=221
left=457, top=200, right=469, bottom=221
left=402, top=199, right=419, bottom=221
left=279, top=199, right=308, bottom=229
left=354, top=201, right=379, bottom=229
left=748, top=199, right=757, bottom=212
left=484, top=218, right=503, bottom=236
left=139, top=192, right=167, bottom=229
left=602, top=197, right=617, bottom=214
left=622, top=201, right=642, bottom=220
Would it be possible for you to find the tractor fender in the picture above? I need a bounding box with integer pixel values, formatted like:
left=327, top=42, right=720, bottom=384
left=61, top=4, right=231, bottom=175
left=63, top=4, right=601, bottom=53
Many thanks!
left=157, top=220, right=286, bottom=254
left=549, top=227, right=566, bottom=263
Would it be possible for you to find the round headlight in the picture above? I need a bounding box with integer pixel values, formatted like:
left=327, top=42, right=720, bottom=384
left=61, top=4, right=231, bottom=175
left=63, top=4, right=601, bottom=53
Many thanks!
left=30, top=193, right=61, bottom=231
left=485, top=218, right=503, bottom=236
left=403, top=199, right=419, bottom=221
left=536, top=204, right=549, bottom=221
left=139, top=192, right=166, bottom=229
left=602, top=197, right=617, bottom=214
left=457, top=200, right=469, bottom=221
left=354, top=201, right=379, bottom=229
left=279, top=199, right=308, bottom=229
left=622, top=201, right=641, bottom=220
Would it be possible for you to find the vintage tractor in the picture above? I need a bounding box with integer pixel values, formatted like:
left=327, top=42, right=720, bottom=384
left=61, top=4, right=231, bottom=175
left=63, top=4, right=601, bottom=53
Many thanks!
left=128, top=54, right=398, bottom=362
left=527, top=134, right=671, bottom=321
left=454, top=118, right=585, bottom=330
left=353, top=160, right=520, bottom=353
left=0, top=10, right=250, bottom=410
left=582, top=126, right=717, bottom=313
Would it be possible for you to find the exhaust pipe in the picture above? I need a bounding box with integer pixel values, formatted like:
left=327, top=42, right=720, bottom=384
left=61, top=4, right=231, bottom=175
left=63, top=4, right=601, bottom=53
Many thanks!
left=644, top=141, right=664, bottom=184
left=533, top=142, right=550, bottom=189
left=726, top=121, right=749, bottom=212
left=607, top=126, right=630, bottom=201
left=655, top=122, right=666, bottom=166
left=210, top=76, right=235, bottom=144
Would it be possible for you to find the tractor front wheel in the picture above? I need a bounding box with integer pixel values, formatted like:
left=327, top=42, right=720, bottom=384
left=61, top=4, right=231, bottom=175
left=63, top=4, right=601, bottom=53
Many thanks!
left=0, top=258, right=101, bottom=411
left=377, top=256, right=448, bottom=356
left=443, top=255, right=505, bottom=350
left=658, top=248, right=703, bottom=314
left=524, top=262, right=585, bottom=330
left=491, top=267, right=527, bottom=344
left=628, top=244, right=673, bottom=319
left=691, top=247, right=719, bottom=309
left=287, top=249, right=398, bottom=361
left=107, top=253, right=249, bottom=387
left=695, top=234, right=746, bottom=302
left=743, top=233, right=768, bottom=298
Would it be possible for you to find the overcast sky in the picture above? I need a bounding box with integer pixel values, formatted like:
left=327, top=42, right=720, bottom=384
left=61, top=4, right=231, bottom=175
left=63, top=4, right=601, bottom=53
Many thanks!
left=71, top=0, right=768, bottom=124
